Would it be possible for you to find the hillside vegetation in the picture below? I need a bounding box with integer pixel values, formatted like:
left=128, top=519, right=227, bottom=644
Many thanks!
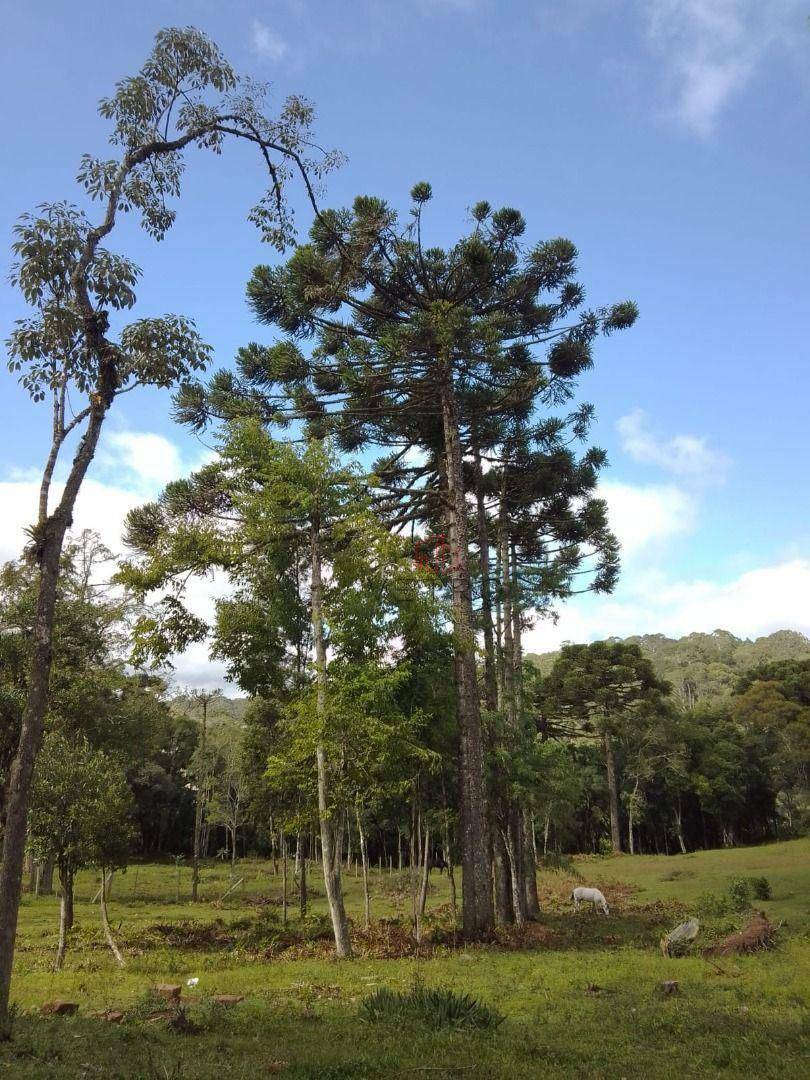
left=527, top=629, right=810, bottom=707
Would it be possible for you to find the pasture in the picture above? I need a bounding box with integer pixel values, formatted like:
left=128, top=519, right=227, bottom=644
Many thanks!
left=2, top=838, right=808, bottom=1078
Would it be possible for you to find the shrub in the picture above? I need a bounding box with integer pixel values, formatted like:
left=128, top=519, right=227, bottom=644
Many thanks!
left=538, top=852, right=577, bottom=875
left=727, top=876, right=752, bottom=911
left=359, top=976, right=503, bottom=1030
left=749, top=876, right=772, bottom=901
left=697, top=891, right=729, bottom=918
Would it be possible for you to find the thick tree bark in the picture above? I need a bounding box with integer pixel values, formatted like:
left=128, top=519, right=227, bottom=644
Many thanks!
left=440, top=378, right=493, bottom=938
left=311, top=521, right=351, bottom=958
left=604, top=732, right=622, bottom=854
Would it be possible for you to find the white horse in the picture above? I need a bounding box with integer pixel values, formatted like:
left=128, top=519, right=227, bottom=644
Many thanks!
left=571, top=886, right=610, bottom=915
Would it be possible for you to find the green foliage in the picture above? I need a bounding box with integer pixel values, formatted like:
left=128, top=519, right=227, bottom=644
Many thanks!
left=726, top=875, right=753, bottom=912
left=359, top=977, right=503, bottom=1030
left=28, top=732, right=135, bottom=874
left=696, top=891, right=730, bottom=918
left=750, top=876, right=773, bottom=901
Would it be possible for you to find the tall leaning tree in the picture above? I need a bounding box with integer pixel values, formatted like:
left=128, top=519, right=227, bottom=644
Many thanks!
left=0, top=26, right=337, bottom=1035
left=177, top=185, right=637, bottom=935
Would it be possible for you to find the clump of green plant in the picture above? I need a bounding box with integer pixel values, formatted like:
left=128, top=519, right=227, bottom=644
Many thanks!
left=749, top=876, right=772, bottom=901
left=126, top=989, right=174, bottom=1023
left=359, top=974, right=503, bottom=1030
left=727, top=876, right=753, bottom=912
left=697, top=891, right=729, bottom=918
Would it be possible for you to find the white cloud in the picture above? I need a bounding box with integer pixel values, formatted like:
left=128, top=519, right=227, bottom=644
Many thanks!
left=250, top=19, right=289, bottom=62
left=643, top=0, right=803, bottom=136
left=524, top=558, right=810, bottom=653
left=616, top=408, right=729, bottom=485
left=599, top=478, right=695, bottom=558
left=0, top=429, right=231, bottom=692
left=98, top=431, right=186, bottom=494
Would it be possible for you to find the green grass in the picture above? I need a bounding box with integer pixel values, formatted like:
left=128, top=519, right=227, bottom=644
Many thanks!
left=2, top=838, right=809, bottom=1078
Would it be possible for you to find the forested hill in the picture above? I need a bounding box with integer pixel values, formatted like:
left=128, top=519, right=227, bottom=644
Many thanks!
left=526, top=629, right=810, bottom=708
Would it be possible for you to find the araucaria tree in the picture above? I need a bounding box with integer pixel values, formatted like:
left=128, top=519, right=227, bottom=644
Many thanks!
left=180, top=184, right=637, bottom=934
left=0, top=26, right=336, bottom=1034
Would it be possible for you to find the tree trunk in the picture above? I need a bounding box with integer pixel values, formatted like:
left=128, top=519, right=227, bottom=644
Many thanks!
left=675, top=801, right=687, bottom=854
left=281, top=828, right=288, bottom=927
left=99, top=870, right=125, bottom=968
left=416, top=826, right=431, bottom=942
left=440, top=378, right=493, bottom=939
left=35, top=858, right=54, bottom=897
left=523, top=808, right=540, bottom=919
left=191, top=698, right=209, bottom=904
left=311, top=520, right=351, bottom=958
left=628, top=777, right=640, bottom=856
left=299, top=833, right=307, bottom=918
left=603, top=731, right=622, bottom=854
left=356, top=808, right=370, bottom=929
left=472, top=435, right=498, bottom=711
left=55, top=866, right=73, bottom=971
left=492, top=824, right=514, bottom=925
left=503, top=811, right=526, bottom=928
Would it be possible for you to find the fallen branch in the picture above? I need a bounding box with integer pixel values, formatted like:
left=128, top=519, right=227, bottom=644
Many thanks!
left=220, top=877, right=244, bottom=901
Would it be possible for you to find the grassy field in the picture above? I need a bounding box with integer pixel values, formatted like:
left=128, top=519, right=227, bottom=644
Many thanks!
left=1, top=838, right=808, bottom=1078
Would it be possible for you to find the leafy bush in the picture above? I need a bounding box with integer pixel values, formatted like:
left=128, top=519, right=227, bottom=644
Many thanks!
left=697, top=891, right=729, bottom=918
left=749, top=876, right=772, bottom=901
left=538, top=852, right=578, bottom=876
left=727, top=876, right=752, bottom=911
left=359, top=976, right=503, bottom=1030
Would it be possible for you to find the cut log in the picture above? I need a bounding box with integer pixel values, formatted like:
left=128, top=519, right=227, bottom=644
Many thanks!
left=154, top=983, right=182, bottom=1001
left=40, top=1000, right=79, bottom=1016
left=710, top=912, right=775, bottom=956
left=213, top=994, right=245, bottom=1007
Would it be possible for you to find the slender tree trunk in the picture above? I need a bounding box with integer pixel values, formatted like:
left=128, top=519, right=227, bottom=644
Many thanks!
left=191, top=698, right=209, bottom=903
left=99, top=870, right=125, bottom=968
left=311, top=520, right=351, bottom=958
left=299, top=833, right=307, bottom=918
left=55, top=866, right=73, bottom=971
left=523, top=808, right=540, bottom=919
left=603, top=731, right=622, bottom=854
left=492, top=824, right=514, bottom=925
left=628, top=777, right=640, bottom=856
left=675, top=801, right=687, bottom=854
left=472, top=435, right=498, bottom=711
left=281, top=829, right=288, bottom=927
left=543, top=811, right=551, bottom=856
left=503, top=812, right=526, bottom=928
left=356, top=808, right=370, bottom=929
left=441, top=776, right=457, bottom=924
left=416, top=826, right=431, bottom=941
left=440, top=377, right=493, bottom=938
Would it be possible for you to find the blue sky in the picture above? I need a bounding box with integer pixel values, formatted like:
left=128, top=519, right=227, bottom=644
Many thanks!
left=1, top=1, right=808, bottom=685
